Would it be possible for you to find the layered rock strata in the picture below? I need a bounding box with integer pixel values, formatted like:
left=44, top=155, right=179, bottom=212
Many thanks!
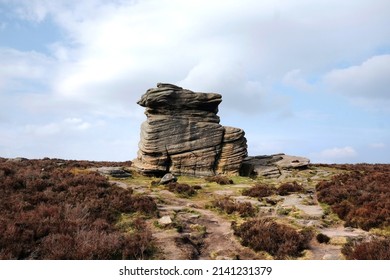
left=133, top=83, right=247, bottom=176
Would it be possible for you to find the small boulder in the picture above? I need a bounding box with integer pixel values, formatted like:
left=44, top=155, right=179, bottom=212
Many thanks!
left=159, top=173, right=177, bottom=185
left=158, top=215, right=173, bottom=226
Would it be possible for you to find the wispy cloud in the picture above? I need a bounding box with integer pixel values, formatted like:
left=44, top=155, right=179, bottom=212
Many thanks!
left=311, top=146, right=358, bottom=163
left=24, top=118, right=93, bottom=137
left=282, top=69, right=314, bottom=92
left=324, top=55, right=390, bottom=110
left=0, top=48, right=54, bottom=89
left=370, top=142, right=386, bottom=149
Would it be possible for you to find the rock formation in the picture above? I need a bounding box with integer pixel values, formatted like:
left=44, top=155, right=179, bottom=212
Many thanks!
left=133, top=83, right=247, bottom=176
left=240, top=153, right=310, bottom=178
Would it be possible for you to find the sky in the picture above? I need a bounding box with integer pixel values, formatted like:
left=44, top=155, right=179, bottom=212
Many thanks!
left=0, top=0, right=389, bottom=163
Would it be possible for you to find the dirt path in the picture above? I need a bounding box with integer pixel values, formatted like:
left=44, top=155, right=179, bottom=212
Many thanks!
left=111, top=179, right=260, bottom=259
left=278, top=191, right=370, bottom=259
left=152, top=189, right=263, bottom=260
left=109, top=166, right=372, bottom=260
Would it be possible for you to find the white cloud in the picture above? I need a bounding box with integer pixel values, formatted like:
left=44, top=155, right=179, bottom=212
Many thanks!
left=311, top=146, right=358, bottom=163
left=6, top=0, right=389, bottom=114
left=178, top=59, right=290, bottom=114
left=282, top=69, right=313, bottom=92
left=370, top=142, right=386, bottom=149
left=321, top=146, right=357, bottom=158
left=324, top=55, right=390, bottom=110
left=2, top=1, right=388, bottom=113
left=64, top=118, right=91, bottom=130
left=0, top=48, right=54, bottom=89
left=25, top=118, right=92, bottom=137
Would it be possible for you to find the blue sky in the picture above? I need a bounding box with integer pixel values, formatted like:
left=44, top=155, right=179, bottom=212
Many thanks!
left=0, top=0, right=389, bottom=163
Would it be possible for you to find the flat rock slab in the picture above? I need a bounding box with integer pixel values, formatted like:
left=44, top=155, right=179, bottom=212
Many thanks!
left=92, top=167, right=132, bottom=178
left=274, top=154, right=310, bottom=168
left=240, top=153, right=310, bottom=178
left=282, top=194, right=324, bottom=218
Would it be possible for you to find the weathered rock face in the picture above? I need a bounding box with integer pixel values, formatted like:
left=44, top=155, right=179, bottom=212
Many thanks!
left=216, top=126, right=248, bottom=174
left=133, top=83, right=247, bottom=176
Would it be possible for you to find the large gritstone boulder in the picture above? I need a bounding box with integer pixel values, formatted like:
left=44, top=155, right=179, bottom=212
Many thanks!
left=133, top=83, right=247, bottom=176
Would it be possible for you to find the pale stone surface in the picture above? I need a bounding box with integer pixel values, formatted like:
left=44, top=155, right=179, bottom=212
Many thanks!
left=93, top=167, right=132, bottom=178
left=216, top=126, right=248, bottom=175
left=133, top=83, right=247, bottom=176
left=158, top=215, right=173, bottom=225
left=160, top=173, right=177, bottom=185
left=240, top=153, right=310, bottom=178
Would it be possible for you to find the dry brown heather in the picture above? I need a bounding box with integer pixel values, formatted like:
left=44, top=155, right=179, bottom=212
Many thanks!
left=1, top=158, right=390, bottom=260
left=316, top=164, right=390, bottom=230
left=0, top=158, right=156, bottom=260
left=314, top=164, right=390, bottom=260
left=233, top=217, right=314, bottom=259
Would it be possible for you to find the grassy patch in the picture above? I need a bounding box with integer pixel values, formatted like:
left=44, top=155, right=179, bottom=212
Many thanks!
left=370, top=227, right=390, bottom=237
left=229, top=176, right=256, bottom=185
left=206, top=175, right=234, bottom=185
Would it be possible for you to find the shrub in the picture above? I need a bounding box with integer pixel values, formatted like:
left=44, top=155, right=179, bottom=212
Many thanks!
left=211, top=197, right=257, bottom=217
left=205, top=175, right=233, bottom=185
left=34, top=218, right=154, bottom=260
left=316, top=233, right=330, bottom=244
left=233, top=217, right=313, bottom=259
left=242, top=183, right=275, bottom=198
left=0, top=159, right=157, bottom=260
left=342, top=237, right=390, bottom=260
left=129, top=195, right=158, bottom=215
left=316, top=165, right=390, bottom=230
left=277, top=181, right=304, bottom=196
left=165, top=182, right=197, bottom=197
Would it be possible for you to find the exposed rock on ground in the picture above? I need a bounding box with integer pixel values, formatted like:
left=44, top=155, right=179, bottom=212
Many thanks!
left=93, top=167, right=132, bottom=178
left=159, top=173, right=177, bottom=185
left=240, top=153, right=310, bottom=178
left=133, top=83, right=247, bottom=176
left=6, top=157, right=29, bottom=162
left=158, top=215, right=173, bottom=226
